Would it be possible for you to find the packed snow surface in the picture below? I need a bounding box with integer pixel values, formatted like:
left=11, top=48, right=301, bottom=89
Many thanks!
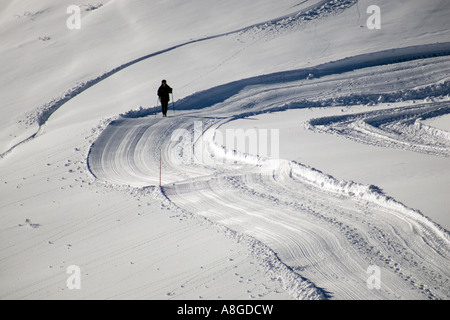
left=1, top=0, right=449, bottom=300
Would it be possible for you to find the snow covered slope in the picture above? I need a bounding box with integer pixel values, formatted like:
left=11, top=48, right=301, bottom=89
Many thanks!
left=1, top=0, right=449, bottom=300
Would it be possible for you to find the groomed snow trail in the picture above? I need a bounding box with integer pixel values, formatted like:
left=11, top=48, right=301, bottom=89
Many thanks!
left=88, top=53, right=450, bottom=299
left=308, top=102, right=450, bottom=157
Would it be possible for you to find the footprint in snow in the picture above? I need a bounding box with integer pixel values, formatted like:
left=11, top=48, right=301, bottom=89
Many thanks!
left=19, top=219, right=41, bottom=229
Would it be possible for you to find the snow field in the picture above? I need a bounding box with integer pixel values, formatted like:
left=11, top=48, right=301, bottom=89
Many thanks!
left=1, top=0, right=450, bottom=300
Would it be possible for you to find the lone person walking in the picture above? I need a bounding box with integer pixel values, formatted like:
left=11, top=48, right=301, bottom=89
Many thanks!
left=157, top=79, right=173, bottom=117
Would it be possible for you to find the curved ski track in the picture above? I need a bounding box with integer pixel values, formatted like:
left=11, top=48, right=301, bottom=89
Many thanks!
left=88, top=51, right=450, bottom=299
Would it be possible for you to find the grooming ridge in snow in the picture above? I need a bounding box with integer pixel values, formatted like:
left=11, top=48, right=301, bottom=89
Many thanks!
left=308, top=101, right=450, bottom=157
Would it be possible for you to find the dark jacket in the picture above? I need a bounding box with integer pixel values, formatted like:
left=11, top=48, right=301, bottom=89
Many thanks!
left=158, top=84, right=173, bottom=102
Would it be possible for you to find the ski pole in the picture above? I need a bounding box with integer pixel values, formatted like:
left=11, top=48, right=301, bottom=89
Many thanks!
left=155, top=97, right=160, bottom=117
left=159, top=149, right=162, bottom=187
left=171, top=93, right=175, bottom=115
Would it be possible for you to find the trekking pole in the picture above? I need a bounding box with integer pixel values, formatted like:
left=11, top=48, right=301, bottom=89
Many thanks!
left=159, top=149, right=162, bottom=187
left=155, top=97, right=160, bottom=117
left=171, top=93, right=175, bottom=115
